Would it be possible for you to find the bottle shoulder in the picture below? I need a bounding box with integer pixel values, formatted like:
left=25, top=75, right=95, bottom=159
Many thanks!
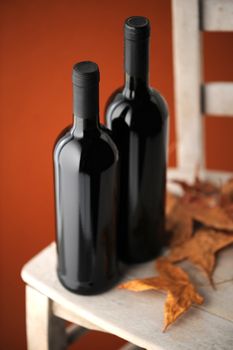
left=150, top=87, right=169, bottom=117
left=54, top=124, right=118, bottom=173
left=106, top=86, right=168, bottom=113
left=105, top=86, right=168, bottom=135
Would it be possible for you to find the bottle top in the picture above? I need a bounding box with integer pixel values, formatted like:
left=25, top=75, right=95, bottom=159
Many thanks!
left=124, top=16, right=150, bottom=41
left=72, top=61, right=100, bottom=87
left=72, top=61, right=99, bottom=119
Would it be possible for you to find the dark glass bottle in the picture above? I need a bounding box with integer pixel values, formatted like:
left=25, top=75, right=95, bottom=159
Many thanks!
left=54, top=61, right=119, bottom=294
left=105, top=17, right=168, bottom=263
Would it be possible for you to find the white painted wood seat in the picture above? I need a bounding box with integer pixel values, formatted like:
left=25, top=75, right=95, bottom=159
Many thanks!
left=21, top=243, right=233, bottom=350
left=21, top=1, right=233, bottom=349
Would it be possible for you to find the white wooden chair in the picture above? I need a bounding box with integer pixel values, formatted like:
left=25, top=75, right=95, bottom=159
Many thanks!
left=21, top=1, right=233, bottom=349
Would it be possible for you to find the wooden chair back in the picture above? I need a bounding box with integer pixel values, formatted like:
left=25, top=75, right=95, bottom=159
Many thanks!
left=171, top=0, right=233, bottom=179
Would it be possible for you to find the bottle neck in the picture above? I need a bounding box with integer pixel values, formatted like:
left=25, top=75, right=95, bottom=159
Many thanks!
left=124, top=37, right=149, bottom=94
left=73, top=83, right=99, bottom=126
left=124, top=73, right=149, bottom=98
left=73, top=116, right=99, bottom=131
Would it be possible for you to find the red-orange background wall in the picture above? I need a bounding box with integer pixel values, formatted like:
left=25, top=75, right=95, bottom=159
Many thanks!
left=1, top=1, right=233, bottom=349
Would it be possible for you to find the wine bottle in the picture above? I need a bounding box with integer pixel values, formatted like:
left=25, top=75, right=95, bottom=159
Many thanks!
left=54, top=61, right=119, bottom=294
left=105, top=17, right=168, bottom=263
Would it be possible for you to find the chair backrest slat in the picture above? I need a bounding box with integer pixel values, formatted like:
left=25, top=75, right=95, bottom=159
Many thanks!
left=204, top=82, right=233, bottom=116
left=202, top=0, right=233, bottom=31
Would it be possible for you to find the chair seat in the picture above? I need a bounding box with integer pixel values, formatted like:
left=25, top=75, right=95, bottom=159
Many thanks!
left=21, top=242, right=233, bottom=350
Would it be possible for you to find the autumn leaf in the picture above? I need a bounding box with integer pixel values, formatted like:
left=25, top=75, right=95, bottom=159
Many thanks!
left=220, top=178, right=233, bottom=220
left=119, top=258, right=203, bottom=331
left=166, top=183, right=233, bottom=250
left=187, top=203, right=233, bottom=231
left=166, top=192, right=178, bottom=217
left=224, top=203, right=233, bottom=221
left=173, top=177, right=219, bottom=196
left=120, top=177, right=233, bottom=333
left=166, top=202, right=193, bottom=246
left=193, top=176, right=220, bottom=195
left=167, top=229, right=233, bottom=285
left=173, top=177, right=220, bottom=207
left=221, top=178, right=233, bottom=199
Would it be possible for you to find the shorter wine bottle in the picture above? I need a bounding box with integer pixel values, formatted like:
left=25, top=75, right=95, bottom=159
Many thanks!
left=54, top=61, right=119, bottom=295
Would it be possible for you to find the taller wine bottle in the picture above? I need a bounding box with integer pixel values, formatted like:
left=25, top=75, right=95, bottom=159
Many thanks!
left=105, top=16, right=168, bottom=263
left=54, top=61, right=119, bottom=294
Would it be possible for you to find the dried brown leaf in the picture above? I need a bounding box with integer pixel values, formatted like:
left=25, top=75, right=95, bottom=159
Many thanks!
left=193, top=176, right=220, bottom=195
left=187, top=203, right=233, bottom=231
left=221, top=178, right=233, bottom=199
left=166, top=203, right=193, bottom=246
left=166, top=192, right=179, bottom=216
left=220, top=178, right=233, bottom=220
left=224, top=203, right=233, bottom=221
left=119, top=259, right=204, bottom=331
left=168, top=229, right=233, bottom=284
left=173, top=177, right=219, bottom=196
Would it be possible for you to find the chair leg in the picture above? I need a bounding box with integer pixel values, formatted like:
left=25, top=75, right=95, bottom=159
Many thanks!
left=25, top=285, right=67, bottom=350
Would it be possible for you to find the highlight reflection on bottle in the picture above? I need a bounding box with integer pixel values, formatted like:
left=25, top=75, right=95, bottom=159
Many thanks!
left=54, top=61, right=119, bottom=294
left=105, top=17, right=168, bottom=263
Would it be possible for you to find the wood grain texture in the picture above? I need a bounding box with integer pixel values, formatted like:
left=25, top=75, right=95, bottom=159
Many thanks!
left=172, top=0, right=204, bottom=171
left=202, top=0, right=233, bottom=31
left=21, top=243, right=233, bottom=350
left=204, top=83, right=233, bottom=116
